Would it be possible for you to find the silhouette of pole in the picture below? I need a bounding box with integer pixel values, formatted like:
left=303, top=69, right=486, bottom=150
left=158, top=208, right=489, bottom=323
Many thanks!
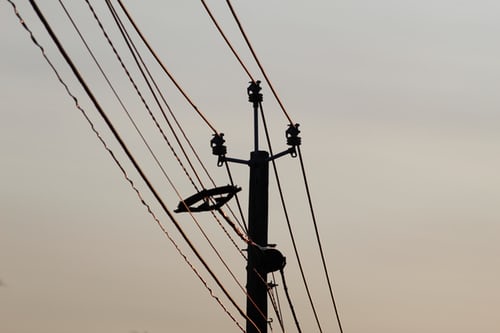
left=210, top=81, right=294, bottom=332
left=246, top=80, right=269, bottom=333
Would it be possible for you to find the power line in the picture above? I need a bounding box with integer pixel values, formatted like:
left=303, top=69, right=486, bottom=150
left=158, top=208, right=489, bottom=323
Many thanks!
left=84, top=0, right=268, bottom=327
left=298, top=146, right=345, bottom=333
left=280, top=268, right=303, bottom=333
left=25, top=1, right=259, bottom=330
left=222, top=3, right=346, bottom=330
left=269, top=272, right=285, bottom=332
left=7, top=2, right=246, bottom=330
left=224, top=0, right=294, bottom=125
left=106, top=0, right=249, bottom=239
left=84, top=0, right=202, bottom=192
left=200, top=0, right=255, bottom=82
left=259, top=101, right=324, bottom=333
left=57, top=0, right=190, bottom=206
left=114, top=0, right=220, bottom=135
left=99, top=3, right=258, bottom=307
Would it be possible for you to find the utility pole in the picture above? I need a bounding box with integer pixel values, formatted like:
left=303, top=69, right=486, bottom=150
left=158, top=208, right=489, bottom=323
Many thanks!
left=245, top=81, right=270, bottom=333
left=181, top=81, right=300, bottom=333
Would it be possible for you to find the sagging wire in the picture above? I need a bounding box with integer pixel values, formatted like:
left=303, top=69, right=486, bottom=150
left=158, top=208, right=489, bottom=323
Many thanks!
left=225, top=4, right=346, bottom=325
left=83, top=0, right=202, bottom=193
left=268, top=273, right=285, bottom=332
left=280, top=268, right=302, bottom=333
left=297, top=146, right=344, bottom=333
left=7, top=1, right=246, bottom=330
left=103, top=0, right=208, bottom=192
left=115, top=0, right=220, bottom=135
left=106, top=0, right=249, bottom=239
left=258, top=100, right=323, bottom=332
left=23, top=0, right=260, bottom=330
left=200, top=0, right=255, bottom=82
left=225, top=0, right=294, bottom=126
left=100, top=0, right=266, bottom=323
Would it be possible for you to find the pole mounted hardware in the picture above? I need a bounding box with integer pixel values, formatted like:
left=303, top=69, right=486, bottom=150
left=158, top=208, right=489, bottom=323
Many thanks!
left=210, top=133, right=227, bottom=167
left=248, top=80, right=263, bottom=106
left=207, top=81, right=302, bottom=333
left=286, top=123, right=301, bottom=157
left=256, top=246, right=286, bottom=274
left=174, top=185, right=241, bottom=213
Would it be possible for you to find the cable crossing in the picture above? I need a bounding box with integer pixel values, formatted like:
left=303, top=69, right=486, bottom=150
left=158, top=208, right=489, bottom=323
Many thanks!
left=9, top=1, right=347, bottom=332
left=21, top=1, right=261, bottom=331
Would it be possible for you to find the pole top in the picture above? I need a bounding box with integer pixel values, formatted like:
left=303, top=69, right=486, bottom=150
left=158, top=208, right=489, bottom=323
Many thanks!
left=247, top=80, right=263, bottom=105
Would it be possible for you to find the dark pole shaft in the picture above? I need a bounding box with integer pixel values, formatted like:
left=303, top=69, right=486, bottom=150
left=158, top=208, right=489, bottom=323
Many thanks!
left=246, top=150, right=269, bottom=333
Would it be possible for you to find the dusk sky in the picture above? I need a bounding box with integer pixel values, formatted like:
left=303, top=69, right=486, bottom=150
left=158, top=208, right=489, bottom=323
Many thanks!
left=1, top=1, right=499, bottom=332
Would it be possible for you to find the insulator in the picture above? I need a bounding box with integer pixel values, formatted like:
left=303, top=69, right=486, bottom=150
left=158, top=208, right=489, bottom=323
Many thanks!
left=210, top=133, right=226, bottom=156
left=286, top=123, right=301, bottom=147
left=247, top=80, right=263, bottom=104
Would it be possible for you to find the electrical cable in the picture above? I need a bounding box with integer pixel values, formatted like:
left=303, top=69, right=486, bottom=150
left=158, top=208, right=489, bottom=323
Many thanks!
left=103, top=0, right=207, bottom=191
left=200, top=0, right=255, bottom=82
left=225, top=0, right=294, bottom=125
left=224, top=161, right=248, bottom=233
left=259, top=102, right=323, bottom=332
left=280, top=269, right=302, bottom=333
left=269, top=272, right=285, bottom=332
left=57, top=0, right=190, bottom=208
left=235, top=9, right=346, bottom=324
left=106, top=0, right=249, bottom=240
left=114, top=0, right=219, bottom=135
left=101, top=4, right=257, bottom=311
left=298, top=146, right=344, bottom=333
left=67, top=1, right=263, bottom=324
left=97, top=1, right=268, bottom=323
left=106, top=0, right=252, bottom=254
left=25, top=1, right=259, bottom=330
left=83, top=0, right=203, bottom=194
left=7, top=2, right=246, bottom=330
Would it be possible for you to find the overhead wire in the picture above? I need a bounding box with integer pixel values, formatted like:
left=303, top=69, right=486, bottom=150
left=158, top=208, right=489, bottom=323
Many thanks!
left=269, top=272, right=285, bottom=332
left=18, top=0, right=343, bottom=330
left=110, top=0, right=250, bottom=244
left=198, top=1, right=320, bottom=327
left=224, top=161, right=248, bottom=233
left=222, top=2, right=347, bottom=331
left=24, top=1, right=260, bottom=330
left=57, top=0, right=190, bottom=208
left=200, top=0, right=255, bottom=82
left=198, top=3, right=300, bottom=328
left=7, top=1, right=246, bottom=331
left=116, top=1, right=346, bottom=330
left=100, top=1, right=278, bottom=329
left=114, top=0, right=219, bottom=135
left=104, top=0, right=252, bottom=269
left=102, top=0, right=206, bottom=192
left=98, top=1, right=269, bottom=324
left=298, top=146, right=344, bottom=333
left=83, top=0, right=202, bottom=193
left=258, top=101, right=321, bottom=332
left=195, top=0, right=257, bottom=235
left=280, top=269, right=302, bottom=333
left=224, top=0, right=294, bottom=125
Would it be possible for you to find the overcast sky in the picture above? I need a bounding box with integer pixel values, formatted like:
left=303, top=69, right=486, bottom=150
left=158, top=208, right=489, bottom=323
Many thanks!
left=1, top=1, right=499, bottom=333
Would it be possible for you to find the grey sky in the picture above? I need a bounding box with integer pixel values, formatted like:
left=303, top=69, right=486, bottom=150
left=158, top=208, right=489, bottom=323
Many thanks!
left=1, top=1, right=499, bottom=332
